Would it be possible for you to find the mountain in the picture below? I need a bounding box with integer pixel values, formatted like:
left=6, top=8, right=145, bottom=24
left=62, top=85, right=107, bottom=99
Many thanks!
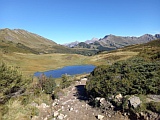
left=69, top=34, right=160, bottom=51
left=98, top=34, right=160, bottom=48
left=1, top=28, right=159, bottom=55
left=0, top=28, right=97, bottom=55
left=0, top=28, right=58, bottom=53
left=85, top=37, right=99, bottom=44
left=0, top=28, right=57, bottom=48
left=63, top=41, right=80, bottom=48
left=73, top=42, right=91, bottom=49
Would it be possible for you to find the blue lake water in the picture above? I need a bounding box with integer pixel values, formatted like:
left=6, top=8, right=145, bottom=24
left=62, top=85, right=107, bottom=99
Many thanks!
left=34, top=65, right=95, bottom=78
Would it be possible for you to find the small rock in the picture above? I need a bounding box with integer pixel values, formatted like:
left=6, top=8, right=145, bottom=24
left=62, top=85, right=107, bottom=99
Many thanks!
left=81, top=78, right=88, bottom=81
left=40, top=103, right=49, bottom=109
left=85, top=104, right=89, bottom=109
left=31, top=116, right=39, bottom=120
left=100, top=98, right=105, bottom=103
left=64, top=115, right=67, bottom=118
left=97, top=114, right=104, bottom=120
left=52, top=102, right=57, bottom=106
left=53, top=111, right=59, bottom=117
left=106, top=112, right=107, bottom=115
left=58, top=113, right=64, bottom=120
left=72, top=87, right=75, bottom=91
left=31, top=102, right=39, bottom=107
left=123, top=112, right=127, bottom=116
left=110, top=105, right=114, bottom=108
left=44, top=117, right=47, bottom=120
left=95, top=97, right=101, bottom=101
left=108, top=114, right=111, bottom=118
left=115, top=93, right=123, bottom=101
left=69, top=107, right=74, bottom=111
left=140, top=112, right=144, bottom=116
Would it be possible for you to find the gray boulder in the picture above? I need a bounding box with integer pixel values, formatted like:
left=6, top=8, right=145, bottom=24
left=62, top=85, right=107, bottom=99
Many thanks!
left=128, top=96, right=141, bottom=108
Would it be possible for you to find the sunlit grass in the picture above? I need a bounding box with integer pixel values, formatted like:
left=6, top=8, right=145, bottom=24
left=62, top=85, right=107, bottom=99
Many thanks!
left=2, top=100, right=30, bottom=120
left=1, top=53, right=90, bottom=75
left=0, top=51, right=138, bottom=76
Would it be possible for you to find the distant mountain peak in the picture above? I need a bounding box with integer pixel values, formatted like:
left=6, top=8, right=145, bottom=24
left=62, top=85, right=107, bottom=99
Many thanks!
left=63, top=41, right=80, bottom=47
left=85, top=37, right=99, bottom=44
left=69, top=33, right=160, bottom=51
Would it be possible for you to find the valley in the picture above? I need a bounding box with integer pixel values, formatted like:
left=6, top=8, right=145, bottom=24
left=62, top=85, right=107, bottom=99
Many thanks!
left=0, top=28, right=160, bottom=120
left=0, top=49, right=138, bottom=76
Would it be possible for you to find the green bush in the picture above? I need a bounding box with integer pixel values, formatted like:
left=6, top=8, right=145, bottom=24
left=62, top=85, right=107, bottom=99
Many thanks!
left=38, top=74, right=56, bottom=94
left=60, top=75, right=72, bottom=89
left=147, top=102, right=160, bottom=113
left=86, top=57, right=160, bottom=98
left=0, top=62, right=28, bottom=104
left=43, top=77, right=56, bottom=94
left=20, top=95, right=30, bottom=105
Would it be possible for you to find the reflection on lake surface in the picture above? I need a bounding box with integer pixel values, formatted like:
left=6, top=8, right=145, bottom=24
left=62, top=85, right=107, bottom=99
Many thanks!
left=34, top=65, right=95, bottom=78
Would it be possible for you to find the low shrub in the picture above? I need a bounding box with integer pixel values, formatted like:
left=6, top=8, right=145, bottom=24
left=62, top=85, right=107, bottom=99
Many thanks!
left=147, top=101, right=160, bottom=113
left=0, top=62, right=29, bottom=104
left=60, top=75, right=72, bottom=89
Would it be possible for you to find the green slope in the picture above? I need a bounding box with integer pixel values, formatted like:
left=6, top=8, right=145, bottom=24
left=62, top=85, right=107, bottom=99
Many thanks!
left=0, top=28, right=97, bottom=55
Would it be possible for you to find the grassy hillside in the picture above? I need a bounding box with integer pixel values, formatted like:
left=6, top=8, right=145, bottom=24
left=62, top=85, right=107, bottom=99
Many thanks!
left=0, top=28, right=57, bottom=48
left=0, top=28, right=98, bottom=56
left=86, top=39, right=160, bottom=117
left=0, top=40, right=39, bottom=54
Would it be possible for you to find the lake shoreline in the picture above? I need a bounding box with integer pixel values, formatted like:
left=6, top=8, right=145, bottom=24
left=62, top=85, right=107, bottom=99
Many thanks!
left=34, top=64, right=96, bottom=78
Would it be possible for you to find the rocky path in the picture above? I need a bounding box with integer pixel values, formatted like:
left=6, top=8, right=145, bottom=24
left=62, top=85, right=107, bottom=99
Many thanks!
left=31, top=78, right=160, bottom=120
left=50, top=79, right=128, bottom=120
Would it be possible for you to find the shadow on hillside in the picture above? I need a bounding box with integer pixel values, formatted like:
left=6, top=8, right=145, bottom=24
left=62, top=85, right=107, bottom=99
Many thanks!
left=74, top=85, right=89, bottom=101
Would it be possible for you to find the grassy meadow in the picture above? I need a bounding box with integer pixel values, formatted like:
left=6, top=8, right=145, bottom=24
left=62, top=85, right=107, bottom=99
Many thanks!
left=0, top=50, right=138, bottom=76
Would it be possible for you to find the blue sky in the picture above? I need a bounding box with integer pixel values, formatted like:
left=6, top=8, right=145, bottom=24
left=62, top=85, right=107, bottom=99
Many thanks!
left=0, top=0, right=160, bottom=44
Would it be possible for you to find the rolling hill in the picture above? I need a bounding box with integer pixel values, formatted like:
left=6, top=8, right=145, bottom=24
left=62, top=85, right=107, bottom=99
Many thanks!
left=0, top=28, right=97, bottom=55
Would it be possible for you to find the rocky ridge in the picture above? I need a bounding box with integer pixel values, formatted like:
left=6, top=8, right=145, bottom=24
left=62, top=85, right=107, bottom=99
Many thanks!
left=64, top=34, right=160, bottom=51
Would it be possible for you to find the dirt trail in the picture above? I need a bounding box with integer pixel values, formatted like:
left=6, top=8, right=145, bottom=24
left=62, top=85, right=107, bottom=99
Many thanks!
left=52, top=80, right=129, bottom=120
